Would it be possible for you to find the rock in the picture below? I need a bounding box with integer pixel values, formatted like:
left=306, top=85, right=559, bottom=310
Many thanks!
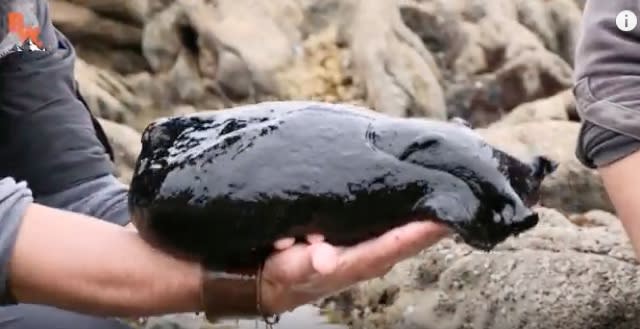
left=74, top=58, right=144, bottom=124
left=397, top=0, right=573, bottom=126
left=338, top=0, right=447, bottom=119
left=139, top=3, right=184, bottom=73
left=141, top=0, right=303, bottom=105
left=445, top=16, right=573, bottom=126
left=97, top=118, right=141, bottom=184
left=51, top=0, right=142, bottom=48
left=142, top=314, right=211, bottom=329
left=568, top=210, right=626, bottom=235
left=62, top=0, right=575, bottom=126
left=514, top=0, right=582, bottom=64
left=298, top=0, right=343, bottom=36
left=477, top=120, right=613, bottom=214
left=63, top=0, right=149, bottom=26
left=320, top=208, right=640, bottom=329
left=50, top=0, right=148, bottom=74
left=488, top=89, right=576, bottom=128
left=275, top=26, right=363, bottom=104
left=398, top=0, right=466, bottom=72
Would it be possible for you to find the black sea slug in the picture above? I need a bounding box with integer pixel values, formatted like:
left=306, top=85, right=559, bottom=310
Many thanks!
left=129, top=101, right=558, bottom=269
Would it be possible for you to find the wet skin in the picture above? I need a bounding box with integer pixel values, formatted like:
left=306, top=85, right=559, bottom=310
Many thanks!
left=128, top=101, right=558, bottom=269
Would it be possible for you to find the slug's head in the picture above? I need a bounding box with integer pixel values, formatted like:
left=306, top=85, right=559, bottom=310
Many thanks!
left=464, top=153, right=557, bottom=250
left=404, top=128, right=558, bottom=251
left=493, top=149, right=559, bottom=208
left=390, top=119, right=560, bottom=251
left=526, top=155, right=559, bottom=204
left=463, top=152, right=558, bottom=250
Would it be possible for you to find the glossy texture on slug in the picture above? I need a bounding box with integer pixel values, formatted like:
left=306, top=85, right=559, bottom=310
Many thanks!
left=128, top=101, right=557, bottom=269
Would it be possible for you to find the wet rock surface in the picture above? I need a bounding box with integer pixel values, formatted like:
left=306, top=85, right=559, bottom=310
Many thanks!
left=319, top=208, right=640, bottom=329
left=55, top=0, right=640, bottom=328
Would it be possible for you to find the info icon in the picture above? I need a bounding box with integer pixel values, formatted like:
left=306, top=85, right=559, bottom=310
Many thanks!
left=617, top=10, right=638, bottom=32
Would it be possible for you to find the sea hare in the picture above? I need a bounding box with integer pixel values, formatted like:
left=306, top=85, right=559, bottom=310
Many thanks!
left=129, top=101, right=557, bottom=269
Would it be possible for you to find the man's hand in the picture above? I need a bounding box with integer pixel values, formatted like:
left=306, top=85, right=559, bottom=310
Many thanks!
left=260, top=221, right=449, bottom=314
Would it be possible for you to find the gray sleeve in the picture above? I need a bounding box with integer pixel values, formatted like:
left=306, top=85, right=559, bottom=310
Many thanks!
left=0, top=177, right=33, bottom=306
left=573, top=0, right=640, bottom=168
left=36, top=174, right=130, bottom=227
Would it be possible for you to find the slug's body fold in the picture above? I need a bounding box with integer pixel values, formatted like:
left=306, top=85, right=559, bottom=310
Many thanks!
left=129, top=101, right=556, bottom=269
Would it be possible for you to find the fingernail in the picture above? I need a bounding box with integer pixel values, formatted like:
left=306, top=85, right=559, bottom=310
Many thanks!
left=307, top=234, right=325, bottom=244
left=274, top=237, right=296, bottom=250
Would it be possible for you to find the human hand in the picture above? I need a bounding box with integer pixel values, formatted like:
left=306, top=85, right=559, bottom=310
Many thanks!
left=259, top=221, right=450, bottom=315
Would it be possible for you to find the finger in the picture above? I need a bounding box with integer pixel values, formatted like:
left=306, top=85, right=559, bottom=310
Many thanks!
left=377, top=221, right=450, bottom=261
left=308, top=242, right=339, bottom=274
left=337, top=221, right=449, bottom=276
left=264, top=244, right=316, bottom=284
left=306, top=234, right=325, bottom=244
left=274, top=237, right=296, bottom=250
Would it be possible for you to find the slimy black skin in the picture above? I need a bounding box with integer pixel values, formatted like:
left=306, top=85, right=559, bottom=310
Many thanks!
left=128, top=101, right=558, bottom=270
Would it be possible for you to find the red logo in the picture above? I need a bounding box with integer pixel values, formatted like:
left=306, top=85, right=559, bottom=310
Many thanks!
left=7, top=11, right=44, bottom=48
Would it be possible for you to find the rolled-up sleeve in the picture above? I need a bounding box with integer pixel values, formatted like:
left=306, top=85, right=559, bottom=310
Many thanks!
left=0, top=177, right=33, bottom=306
left=574, top=0, right=640, bottom=168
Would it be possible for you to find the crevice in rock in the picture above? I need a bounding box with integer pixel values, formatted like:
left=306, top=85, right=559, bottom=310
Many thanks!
left=177, top=23, right=200, bottom=57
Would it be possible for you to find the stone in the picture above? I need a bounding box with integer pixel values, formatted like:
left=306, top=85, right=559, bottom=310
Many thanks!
left=338, top=0, right=447, bottom=119
left=50, top=0, right=147, bottom=74
left=488, top=89, right=576, bottom=128
left=97, top=118, right=141, bottom=184
left=74, top=58, right=144, bottom=124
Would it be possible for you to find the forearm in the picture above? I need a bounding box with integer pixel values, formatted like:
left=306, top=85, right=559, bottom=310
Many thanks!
left=8, top=202, right=202, bottom=317
left=598, top=151, right=640, bottom=256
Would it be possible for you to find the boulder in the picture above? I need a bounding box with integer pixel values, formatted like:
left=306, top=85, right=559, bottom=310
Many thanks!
left=338, top=0, right=447, bottom=119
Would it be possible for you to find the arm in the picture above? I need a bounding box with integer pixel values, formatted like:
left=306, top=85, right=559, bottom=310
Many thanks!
left=598, top=153, right=640, bottom=255
left=0, top=1, right=201, bottom=315
left=1, top=177, right=202, bottom=317
left=10, top=203, right=201, bottom=317
left=574, top=0, right=640, bottom=256
left=0, top=175, right=448, bottom=319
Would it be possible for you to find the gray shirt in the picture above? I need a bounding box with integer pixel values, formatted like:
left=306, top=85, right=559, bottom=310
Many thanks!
left=0, top=0, right=129, bottom=305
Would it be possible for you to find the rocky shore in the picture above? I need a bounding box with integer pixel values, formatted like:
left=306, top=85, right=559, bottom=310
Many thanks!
left=51, top=0, right=640, bottom=328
